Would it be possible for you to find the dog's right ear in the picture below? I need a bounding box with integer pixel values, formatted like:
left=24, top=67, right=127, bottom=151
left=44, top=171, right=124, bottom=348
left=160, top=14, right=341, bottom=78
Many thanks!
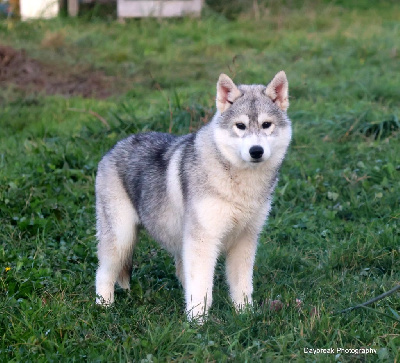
left=216, top=74, right=242, bottom=113
left=265, top=71, right=289, bottom=112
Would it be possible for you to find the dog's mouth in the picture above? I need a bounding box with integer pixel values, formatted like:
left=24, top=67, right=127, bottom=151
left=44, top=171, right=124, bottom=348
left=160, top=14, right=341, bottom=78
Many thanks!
left=250, top=159, right=263, bottom=163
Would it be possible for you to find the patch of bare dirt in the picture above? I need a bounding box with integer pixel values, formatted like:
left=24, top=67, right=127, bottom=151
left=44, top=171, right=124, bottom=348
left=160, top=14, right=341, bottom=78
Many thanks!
left=0, top=44, right=118, bottom=99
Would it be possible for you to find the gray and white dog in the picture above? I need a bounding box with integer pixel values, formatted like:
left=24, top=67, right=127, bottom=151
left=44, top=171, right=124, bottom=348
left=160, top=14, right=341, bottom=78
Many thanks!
left=95, top=71, right=292, bottom=321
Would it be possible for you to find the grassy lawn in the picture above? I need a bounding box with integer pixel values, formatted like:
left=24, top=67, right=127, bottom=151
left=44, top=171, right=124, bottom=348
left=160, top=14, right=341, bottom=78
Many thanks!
left=0, top=1, right=399, bottom=361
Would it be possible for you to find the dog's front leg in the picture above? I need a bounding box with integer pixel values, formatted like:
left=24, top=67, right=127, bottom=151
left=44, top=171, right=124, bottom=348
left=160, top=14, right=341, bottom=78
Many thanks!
left=182, top=230, right=219, bottom=322
left=225, top=229, right=258, bottom=310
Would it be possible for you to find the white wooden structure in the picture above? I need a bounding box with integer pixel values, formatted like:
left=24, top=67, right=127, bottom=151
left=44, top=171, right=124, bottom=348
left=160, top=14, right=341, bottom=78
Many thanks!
left=20, top=0, right=59, bottom=20
left=117, top=0, right=202, bottom=18
left=66, top=0, right=203, bottom=18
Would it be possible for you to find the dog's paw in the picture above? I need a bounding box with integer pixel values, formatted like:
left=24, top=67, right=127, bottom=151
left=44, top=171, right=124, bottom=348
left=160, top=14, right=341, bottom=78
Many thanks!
left=95, top=294, right=114, bottom=306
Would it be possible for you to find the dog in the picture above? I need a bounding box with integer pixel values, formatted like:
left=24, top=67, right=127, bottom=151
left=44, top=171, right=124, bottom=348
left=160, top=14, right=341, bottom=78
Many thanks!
left=95, top=71, right=292, bottom=321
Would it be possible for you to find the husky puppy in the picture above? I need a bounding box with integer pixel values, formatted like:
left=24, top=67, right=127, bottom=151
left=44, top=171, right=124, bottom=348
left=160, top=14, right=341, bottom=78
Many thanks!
left=95, top=71, right=292, bottom=321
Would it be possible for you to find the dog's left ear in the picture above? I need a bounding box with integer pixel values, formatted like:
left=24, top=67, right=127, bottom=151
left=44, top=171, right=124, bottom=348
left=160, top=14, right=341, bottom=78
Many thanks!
left=216, top=74, right=242, bottom=113
left=265, top=71, right=289, bottom=112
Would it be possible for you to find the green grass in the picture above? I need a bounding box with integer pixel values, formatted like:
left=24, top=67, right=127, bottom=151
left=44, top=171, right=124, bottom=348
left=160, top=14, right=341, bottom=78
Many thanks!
left=1, top=1, right=399, bottom=361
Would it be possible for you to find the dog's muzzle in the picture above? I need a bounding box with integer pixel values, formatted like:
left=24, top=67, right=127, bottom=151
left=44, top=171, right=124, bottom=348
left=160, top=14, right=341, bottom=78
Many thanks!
left=249, top=145, right=264, bottom=160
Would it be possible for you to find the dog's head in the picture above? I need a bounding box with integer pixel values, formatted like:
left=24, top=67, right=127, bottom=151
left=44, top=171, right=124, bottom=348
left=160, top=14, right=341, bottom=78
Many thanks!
left=212, top=71, right=292, bottom=168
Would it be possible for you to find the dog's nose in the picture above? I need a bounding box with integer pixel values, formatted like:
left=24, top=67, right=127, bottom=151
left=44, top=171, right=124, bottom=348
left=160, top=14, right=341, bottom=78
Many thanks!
left=249, top=145, right=264, bottom=159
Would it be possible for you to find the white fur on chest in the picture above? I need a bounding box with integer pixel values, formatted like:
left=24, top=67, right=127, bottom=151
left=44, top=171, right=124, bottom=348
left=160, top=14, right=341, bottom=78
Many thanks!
left=191, top=163, right=273, bottom=248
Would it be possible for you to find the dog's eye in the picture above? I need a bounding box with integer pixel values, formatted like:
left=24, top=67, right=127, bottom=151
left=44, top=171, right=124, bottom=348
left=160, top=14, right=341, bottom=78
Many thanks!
left=262, top=122, right=272, bottom=129
left=236, top=123, right=246, bottom=130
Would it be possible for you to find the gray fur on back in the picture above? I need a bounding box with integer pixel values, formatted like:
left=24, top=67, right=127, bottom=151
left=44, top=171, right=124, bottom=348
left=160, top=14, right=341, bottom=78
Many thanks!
left=104, top=131, right=196, bottom=245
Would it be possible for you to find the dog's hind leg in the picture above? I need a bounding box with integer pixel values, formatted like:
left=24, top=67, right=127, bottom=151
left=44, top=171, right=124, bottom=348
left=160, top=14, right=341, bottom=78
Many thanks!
left=95, top=163, right=138, bottom=305
left=174, top=255, right=185, bottom=287
left=116, top=223, right=138, bottom=290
